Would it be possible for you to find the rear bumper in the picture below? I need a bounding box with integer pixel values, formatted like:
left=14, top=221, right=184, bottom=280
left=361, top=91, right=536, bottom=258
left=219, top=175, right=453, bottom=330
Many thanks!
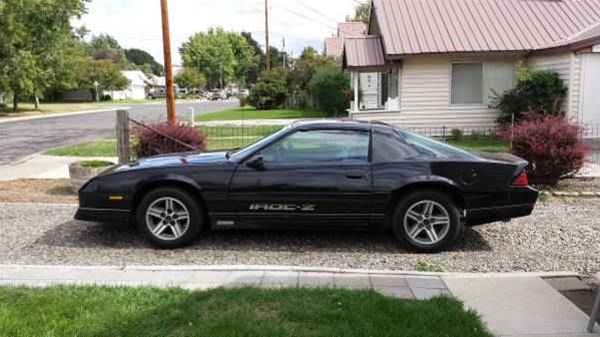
left=466, top=187, right=538, bottom=226
left=75, top=207, right=131, bottom=225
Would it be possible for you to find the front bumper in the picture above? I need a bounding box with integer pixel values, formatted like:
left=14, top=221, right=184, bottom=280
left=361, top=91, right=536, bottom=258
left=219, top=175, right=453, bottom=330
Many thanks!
left=466, top=187, right=539, bottom=226
left=75, top=207, right=131, bottom=224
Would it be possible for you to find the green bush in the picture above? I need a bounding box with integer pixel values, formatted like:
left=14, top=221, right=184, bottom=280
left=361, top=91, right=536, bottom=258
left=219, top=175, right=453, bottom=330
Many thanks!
left=248, top=69, right=288, bottom=110
left=309, top=65, right=350, bottom=117
left=450, top=129, right=463, bottom=141
left=493, top=70, right=567, bottom=124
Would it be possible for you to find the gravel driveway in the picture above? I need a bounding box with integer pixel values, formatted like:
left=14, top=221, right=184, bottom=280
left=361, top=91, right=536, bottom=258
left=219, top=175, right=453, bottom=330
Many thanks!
left=1, top=199, right=599, bottom=275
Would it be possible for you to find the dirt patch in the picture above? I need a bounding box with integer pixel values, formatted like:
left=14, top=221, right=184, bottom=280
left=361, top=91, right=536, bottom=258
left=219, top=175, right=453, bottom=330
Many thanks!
left=0, top=179, right=77, bottom=204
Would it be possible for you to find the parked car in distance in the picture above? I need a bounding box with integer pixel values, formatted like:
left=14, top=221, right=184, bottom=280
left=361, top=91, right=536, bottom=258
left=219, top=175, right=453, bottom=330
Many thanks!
left=208, top=90, right=226, bottom=101
left=147, top=90, right=166, bottom=100
left=75, top=120, right=539, bottom=252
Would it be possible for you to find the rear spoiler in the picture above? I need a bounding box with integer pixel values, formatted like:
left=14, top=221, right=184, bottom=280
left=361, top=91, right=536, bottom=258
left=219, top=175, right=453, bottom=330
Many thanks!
left=472, top=151, right=529, bottom=177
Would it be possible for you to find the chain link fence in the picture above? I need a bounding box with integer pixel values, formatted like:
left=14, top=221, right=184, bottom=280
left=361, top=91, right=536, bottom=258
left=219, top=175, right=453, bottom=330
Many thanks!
left=118, top=109, right=600, bottom=166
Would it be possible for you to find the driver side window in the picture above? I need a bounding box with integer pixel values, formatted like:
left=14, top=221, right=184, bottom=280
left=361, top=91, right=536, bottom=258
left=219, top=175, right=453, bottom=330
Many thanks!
left=259, top=130, right=369, bottom=164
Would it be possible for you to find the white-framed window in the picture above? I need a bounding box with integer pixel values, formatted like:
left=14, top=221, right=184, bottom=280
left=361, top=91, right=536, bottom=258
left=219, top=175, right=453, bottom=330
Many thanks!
left=451, top=62, right=515, bottom=106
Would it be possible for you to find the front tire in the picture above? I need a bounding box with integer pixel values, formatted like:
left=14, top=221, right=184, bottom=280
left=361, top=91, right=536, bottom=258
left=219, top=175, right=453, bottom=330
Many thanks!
left=392, top=190, right=463, bottom=253
left=136, top=187, right=203, bottom=249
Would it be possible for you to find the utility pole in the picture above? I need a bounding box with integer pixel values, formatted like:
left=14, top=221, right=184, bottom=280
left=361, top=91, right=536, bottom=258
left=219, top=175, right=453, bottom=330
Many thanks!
left=220, top=63, right=224, bottom=89
left=282, top=37, right=286, bottom=69
left=160, top=0, right=176, bottom=125
left=265, top=0, right=270, bottom=71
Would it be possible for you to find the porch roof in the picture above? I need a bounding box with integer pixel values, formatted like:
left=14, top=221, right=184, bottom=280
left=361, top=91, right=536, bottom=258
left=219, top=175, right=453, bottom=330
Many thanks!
left=342, top=36, right=387, bottom=71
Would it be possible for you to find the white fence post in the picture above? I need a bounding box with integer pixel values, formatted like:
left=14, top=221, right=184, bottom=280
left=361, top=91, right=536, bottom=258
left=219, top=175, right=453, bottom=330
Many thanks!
left=189, top=107, right=195, bottom=127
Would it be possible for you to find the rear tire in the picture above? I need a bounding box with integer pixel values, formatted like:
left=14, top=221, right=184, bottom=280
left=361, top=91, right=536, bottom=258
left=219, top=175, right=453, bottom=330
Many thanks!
left=392, top=190, right=463, bottom=253
left=136, top=187, right=203, bottom=249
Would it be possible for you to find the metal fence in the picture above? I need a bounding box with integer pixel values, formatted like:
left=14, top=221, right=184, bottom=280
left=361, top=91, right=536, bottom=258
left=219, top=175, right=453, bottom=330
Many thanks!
left=119, top=109, right=600, bottom=166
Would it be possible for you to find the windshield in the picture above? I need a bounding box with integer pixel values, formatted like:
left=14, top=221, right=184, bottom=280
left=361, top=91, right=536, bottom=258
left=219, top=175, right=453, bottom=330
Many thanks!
left=229, top=126, right=291, bottom=160
left=396, top=129, right=479, bottom=160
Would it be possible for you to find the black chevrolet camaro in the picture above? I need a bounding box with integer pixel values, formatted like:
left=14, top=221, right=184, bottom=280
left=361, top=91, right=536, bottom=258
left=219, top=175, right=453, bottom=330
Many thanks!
left=76, top=120, right=538, bottom=252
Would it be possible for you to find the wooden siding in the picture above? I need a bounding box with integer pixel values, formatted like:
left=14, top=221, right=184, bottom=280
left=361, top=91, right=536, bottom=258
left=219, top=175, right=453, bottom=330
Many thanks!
left=352, top=57, right=510, bottom=130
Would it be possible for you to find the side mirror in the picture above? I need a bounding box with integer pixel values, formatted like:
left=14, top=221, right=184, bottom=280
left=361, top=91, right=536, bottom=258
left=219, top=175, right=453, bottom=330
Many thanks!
left=246, top=156, right=265, bottom=171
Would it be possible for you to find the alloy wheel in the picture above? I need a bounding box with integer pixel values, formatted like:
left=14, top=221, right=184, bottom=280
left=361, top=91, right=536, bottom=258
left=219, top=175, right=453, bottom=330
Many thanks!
left=403, top=200, right=451, bottom=246
left=145, top=197, right=191, bottom=241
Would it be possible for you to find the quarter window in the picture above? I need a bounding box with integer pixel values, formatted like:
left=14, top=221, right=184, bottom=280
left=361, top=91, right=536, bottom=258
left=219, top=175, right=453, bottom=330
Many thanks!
left=259, top=130, right=370, bottom=164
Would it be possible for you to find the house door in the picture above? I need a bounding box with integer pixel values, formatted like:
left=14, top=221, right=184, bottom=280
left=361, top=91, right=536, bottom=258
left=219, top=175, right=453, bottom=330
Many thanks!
left=581, top=53, right=600, bottom=126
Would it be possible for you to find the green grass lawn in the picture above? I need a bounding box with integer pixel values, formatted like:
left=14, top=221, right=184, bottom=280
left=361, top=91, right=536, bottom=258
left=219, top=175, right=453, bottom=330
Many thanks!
left=46, top=126, right=284, bottom=157
left=46, top=140, right=118, bottom=157
left=196, top=107, right=328, bottom=122
left=448, top=136, right=509, bottom=153
left=46, top=131, right=509, bottom=158
left=0, top=286, right=491, bottom=337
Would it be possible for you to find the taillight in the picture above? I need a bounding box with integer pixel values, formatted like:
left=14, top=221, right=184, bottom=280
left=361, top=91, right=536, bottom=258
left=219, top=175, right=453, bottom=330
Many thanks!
left=512, top=171, right=529, bottom=188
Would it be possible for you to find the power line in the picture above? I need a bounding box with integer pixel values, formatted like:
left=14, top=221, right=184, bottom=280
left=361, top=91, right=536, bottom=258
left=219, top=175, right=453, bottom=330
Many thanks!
left=271, top=3, right=337, bottom=30
left=292, top=0, right=339, bottom=24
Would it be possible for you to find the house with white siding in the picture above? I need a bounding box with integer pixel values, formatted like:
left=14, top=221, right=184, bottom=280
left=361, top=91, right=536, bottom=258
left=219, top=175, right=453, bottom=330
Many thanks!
left=106, top=70, right=149, bottom=101
left=343, top=0, right=600, bottom=133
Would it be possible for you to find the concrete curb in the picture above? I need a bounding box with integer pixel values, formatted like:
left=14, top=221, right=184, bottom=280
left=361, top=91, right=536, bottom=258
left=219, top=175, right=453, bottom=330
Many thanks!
left=0, top=107, right=128, bottom=124
left=0, top=264, right=580, bottom=278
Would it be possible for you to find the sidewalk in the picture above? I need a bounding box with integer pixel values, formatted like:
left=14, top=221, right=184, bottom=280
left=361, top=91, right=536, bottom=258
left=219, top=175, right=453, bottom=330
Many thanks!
left=0, top=265, right=595, bottom=337
left=0, top=154, right=118, bottom=181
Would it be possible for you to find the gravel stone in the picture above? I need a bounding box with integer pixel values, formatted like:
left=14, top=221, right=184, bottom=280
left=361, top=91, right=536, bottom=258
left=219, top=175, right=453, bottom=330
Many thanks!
left=1, top=199, right=599, bottom=276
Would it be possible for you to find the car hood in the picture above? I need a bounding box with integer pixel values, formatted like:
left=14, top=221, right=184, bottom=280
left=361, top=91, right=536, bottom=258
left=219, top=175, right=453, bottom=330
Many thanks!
left=101, top=151, right=229, bottom=175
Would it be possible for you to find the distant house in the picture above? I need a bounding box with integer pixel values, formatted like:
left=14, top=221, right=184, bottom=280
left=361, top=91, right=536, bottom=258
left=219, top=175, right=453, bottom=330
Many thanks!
left=325, top=22, right=368, bottom=58
left=325, top=22, right=383, bottom=110
left=343, top=0, right=600, bottom=132
left=107, top=70, right=149, bottom=101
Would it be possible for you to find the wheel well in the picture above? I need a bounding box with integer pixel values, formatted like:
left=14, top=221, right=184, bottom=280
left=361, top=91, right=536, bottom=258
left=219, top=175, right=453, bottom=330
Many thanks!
left=131, top=180, right=210, bottom=225
left=384, top=183, right=465, bottom=228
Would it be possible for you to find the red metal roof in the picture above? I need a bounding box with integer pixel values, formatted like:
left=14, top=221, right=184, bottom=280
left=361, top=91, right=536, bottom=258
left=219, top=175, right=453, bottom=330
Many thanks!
left=338, top=22, right=368, bottom=39
left=373, top=0, right=600, bottom=55
left=325, top=37, right=343, bottom=57
left=344, top=36, right=387, bottom=69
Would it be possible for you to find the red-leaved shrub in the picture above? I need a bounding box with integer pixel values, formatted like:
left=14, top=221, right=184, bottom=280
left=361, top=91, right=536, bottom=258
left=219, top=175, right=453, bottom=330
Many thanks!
left=134, top=122, right=207, bottom=158
left=500, top=114, right=588, bottom=186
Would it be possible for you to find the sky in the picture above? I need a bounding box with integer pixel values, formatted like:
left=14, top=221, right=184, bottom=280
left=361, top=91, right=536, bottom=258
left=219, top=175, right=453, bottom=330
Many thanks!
left=77, top=0, right=361, bottom=66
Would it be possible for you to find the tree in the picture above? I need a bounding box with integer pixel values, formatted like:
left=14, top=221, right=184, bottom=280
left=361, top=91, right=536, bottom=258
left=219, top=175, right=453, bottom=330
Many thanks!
left=175, top=68, right=206, bottom=90
left=125, top=48, right=164, bottom=76
left=347, top=1, right=371, bottom=24
left=241, top=32, right=263, bottom=84
left=309, top=65, right=350, bottom=117
left=248, top=69, right=288, bottom=110
left=75, top=58, right=128, bottom=101
left=88, top=34, right=127, bottom=65
left=288, top=46, right=336, bottom=93
left=180, top=28, right=256, bottom=88
left=0, top=0, right=89, bottom=111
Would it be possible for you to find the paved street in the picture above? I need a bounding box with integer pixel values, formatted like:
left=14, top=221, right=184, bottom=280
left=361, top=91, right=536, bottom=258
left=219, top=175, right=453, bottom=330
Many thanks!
left=0, top=101, right=237, bottom=165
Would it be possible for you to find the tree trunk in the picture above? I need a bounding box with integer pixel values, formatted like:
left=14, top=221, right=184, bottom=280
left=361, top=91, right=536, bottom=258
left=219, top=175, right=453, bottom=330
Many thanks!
left=13, top=92, right=19, bottom=112
left=34, top=96, right=40, bottom=110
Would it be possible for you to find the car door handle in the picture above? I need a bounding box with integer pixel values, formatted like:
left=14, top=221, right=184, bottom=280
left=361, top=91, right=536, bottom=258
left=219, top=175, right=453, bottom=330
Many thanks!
left=345, top=172, right=365, bottom=180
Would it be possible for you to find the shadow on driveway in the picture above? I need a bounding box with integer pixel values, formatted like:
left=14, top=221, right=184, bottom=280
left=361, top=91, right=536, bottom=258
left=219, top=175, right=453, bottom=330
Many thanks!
left=32, top=220, right=493, bottom=254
